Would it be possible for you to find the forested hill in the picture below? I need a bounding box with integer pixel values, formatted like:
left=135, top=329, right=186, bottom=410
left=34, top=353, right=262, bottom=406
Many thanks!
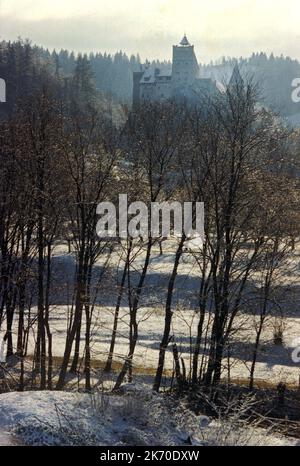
left=0, top=40, right=126, bottom=122
left=201, top=54, right=300, bottom=118
left=1, top=39, right=300, bottom=118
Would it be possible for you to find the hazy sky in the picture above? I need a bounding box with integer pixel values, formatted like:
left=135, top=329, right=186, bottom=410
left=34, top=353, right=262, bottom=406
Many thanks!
left=0, top=0, right=300, bottom=62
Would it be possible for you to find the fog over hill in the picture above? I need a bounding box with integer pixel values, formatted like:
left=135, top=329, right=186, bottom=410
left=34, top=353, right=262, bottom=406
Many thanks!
left=1, top=39, right=300, bottom=121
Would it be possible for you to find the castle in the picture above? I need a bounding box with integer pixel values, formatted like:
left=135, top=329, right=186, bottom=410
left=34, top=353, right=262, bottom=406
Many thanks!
left=133, top=35, right=218, bottom=107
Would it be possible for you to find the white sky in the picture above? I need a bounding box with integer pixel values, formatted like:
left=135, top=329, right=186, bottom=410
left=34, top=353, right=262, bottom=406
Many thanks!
left=0, top=0, right=299, bottom=62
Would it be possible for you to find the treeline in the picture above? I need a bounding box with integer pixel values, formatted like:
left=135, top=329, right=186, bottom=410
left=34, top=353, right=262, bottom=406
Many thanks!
left=32, top=44, right=300, bottom=115
left=0, top=50, right=300, bottom=394
left=202, top=52, right=300, bottom=117
left=0, top=39, right=170, bottom=105
left=0, top=39, right=124, bottom=120
left=2, top=39, right=300, bottom=115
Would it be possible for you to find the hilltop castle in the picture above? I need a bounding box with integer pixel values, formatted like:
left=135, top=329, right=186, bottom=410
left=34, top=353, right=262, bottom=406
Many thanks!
left=133, top=35, right=218, bottom=107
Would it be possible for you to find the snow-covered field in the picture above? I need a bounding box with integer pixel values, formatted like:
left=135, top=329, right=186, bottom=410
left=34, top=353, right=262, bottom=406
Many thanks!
left=1, top=242, right=300, bottom=386
left=5, top=304, right=299, bottom=386
left=1, top=242, right=300, bottom=446
left=0, top=387, right=299, bottom=446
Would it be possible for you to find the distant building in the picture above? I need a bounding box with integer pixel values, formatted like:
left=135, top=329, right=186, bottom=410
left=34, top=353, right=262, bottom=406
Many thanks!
left=133, top=35, right=218, bottom=107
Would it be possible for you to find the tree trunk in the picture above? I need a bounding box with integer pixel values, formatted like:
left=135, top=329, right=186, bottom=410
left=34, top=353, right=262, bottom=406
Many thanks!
left=56, top=246, right=86, bottom=389
left=44, top=242, right=53, bottom=390
left=153, top=235, right=185, bottom=392
left=192, top=307, right=205, bottom=385
left=104, top=245, right=131, bottom=372
left=113, top=239, right=152, bottom=390
left=84, top=303, right=91, bottom=391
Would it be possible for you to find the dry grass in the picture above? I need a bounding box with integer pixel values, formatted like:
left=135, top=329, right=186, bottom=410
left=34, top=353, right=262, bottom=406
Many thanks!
left=2, top=354, right=300, bottom=393
left=229, top=376, right=300, bottom=391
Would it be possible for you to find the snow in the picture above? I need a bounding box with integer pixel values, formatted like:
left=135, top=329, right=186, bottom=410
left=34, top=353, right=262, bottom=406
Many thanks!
left=0, top=389, right=298, bottom=446
left=1, top=242, right=300, bottom=445
left=3, top=306, right=300, bottom=388
left=0, top=431, right=22, bottom=446
left=1, top=240, right=300, bottom=387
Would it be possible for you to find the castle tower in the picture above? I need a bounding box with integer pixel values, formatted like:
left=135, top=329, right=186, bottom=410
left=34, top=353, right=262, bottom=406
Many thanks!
left=132, top=68, right=144, bottom=108
left=131, top=35, right=217, bottom=107
left=171, top=35, right=199, bottom=96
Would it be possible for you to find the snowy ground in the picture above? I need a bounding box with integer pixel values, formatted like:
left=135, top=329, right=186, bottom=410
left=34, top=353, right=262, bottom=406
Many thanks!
left=1, top=241, right=300, bottom=387
left=0, top=388, right=299, bottom=446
